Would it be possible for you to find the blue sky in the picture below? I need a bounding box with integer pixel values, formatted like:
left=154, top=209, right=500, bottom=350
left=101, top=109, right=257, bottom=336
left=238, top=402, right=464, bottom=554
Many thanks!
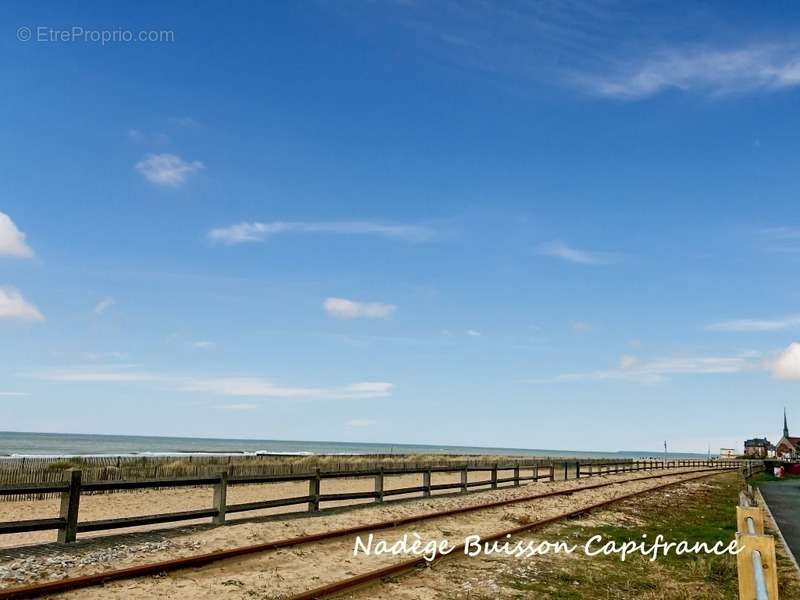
left=3, top=1, right=800, bottom=453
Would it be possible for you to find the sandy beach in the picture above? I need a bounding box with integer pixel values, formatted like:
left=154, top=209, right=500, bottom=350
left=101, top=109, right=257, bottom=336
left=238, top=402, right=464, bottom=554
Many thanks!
left=0, top=468, right=518, bottom=548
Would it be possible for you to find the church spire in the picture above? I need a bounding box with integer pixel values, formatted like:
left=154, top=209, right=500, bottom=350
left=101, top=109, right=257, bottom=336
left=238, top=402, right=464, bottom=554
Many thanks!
left=784, top=407, right=790, bottom=439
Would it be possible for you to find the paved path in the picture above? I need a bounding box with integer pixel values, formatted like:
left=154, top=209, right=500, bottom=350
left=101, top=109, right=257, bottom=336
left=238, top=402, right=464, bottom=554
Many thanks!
left=760, top=480, right=800, bottom=561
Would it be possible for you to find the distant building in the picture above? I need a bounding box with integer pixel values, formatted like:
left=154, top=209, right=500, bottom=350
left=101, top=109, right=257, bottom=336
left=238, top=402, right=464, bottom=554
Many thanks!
left=743, top=437, right=772, bottom=458
left=719, top=448, right=736, bottom=458
left=776, top=408, right=800, bottom=459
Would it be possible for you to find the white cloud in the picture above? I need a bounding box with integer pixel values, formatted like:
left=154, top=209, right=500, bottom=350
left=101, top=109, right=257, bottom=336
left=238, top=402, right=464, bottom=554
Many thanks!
left=466, top=329, right=481, bottom=337
left=323, top=297, right=396, bottom=319
left=0, top=212, right=33, bottom=258
left=215, top=403, right=258, bottom=411
left=192, top=340, right=216, bottom=350
left=127, top=129, right=169, bottom=144
left=771, top=343, right=800, bottom=380
left=0, top=287, right=44, bottom=322
left=180, top=377, right=393, bottom=399
left=135, top=153, right=204, bottom=186
left=208, top=221, right=435, bottom=245
left=538, top=241, right=615, bottom=265
left=32, top=365, right=160, bottom=382
left=575, top=44, right=800, bottom=100
left=169, top=116, right=199, bottom=128
left=82, top=351, right=127, bottom=361
left=93, top=297, right=115, bottom=315
left=533, top=354, right=756, bottom=385
left=757, top=226, right=800, bottom=254
left=347, top=419, right=377, bottom=427
left=706, top=316, right=800, bottom=332
left=26, top=365, right=394, bottom=400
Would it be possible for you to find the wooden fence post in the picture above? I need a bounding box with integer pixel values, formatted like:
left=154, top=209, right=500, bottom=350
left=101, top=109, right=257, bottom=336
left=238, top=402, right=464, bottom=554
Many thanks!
left=533, top=463, right=539, bottom=482
left=212, top=470, right=227, bottom=525
left=491, top=464, right=498, bottom=489
left=513, top=464, right=520, bottom=486
left=576, top=461, right=581, bottom=479
left=58, top=469, right=81, bottom=544
left=461, top=465, right=468, bottom=493
left=423, top=469, right=432, bottom=497
left=308, top=468, right=321, bottom=512
left=375, top=467, right=384, bottom=503
left=563, top=462, right=568, bottom=481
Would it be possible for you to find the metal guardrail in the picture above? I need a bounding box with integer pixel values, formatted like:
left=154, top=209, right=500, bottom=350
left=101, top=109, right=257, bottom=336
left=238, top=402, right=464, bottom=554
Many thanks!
left=737, top=479, right=778, bottom=600
left=745, top=514, right=769, bottom=600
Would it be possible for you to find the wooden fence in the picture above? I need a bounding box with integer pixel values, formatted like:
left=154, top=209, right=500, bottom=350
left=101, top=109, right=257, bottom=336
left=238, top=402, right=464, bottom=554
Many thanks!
left=577, top=459, right=744, bottom=477
left=0, top=462, right=559, bottom=543
left=0, top=458, right=736, bottom=545
left=0, top=454, right=617, bottom=502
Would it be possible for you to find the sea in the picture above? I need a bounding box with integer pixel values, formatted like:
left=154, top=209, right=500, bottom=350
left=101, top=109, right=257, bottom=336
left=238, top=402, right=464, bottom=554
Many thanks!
left=0, top=431, right=710, bottom=460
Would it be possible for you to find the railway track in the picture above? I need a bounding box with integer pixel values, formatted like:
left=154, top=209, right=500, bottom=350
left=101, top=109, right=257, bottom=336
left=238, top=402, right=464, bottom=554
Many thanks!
left=0, top=466, right=736, bottom=599
left=288, top=467, right=735, bottom=600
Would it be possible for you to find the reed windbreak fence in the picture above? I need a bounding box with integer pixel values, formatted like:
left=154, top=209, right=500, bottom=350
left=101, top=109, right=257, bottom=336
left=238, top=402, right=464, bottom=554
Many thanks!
left=0, top=454, right=627, bottom=502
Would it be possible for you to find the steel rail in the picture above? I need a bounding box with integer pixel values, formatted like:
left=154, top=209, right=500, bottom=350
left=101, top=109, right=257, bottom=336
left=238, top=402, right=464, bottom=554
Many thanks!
left=287, top=468, right=737, bottom=600
left=0, top=466, right=735, bottom=600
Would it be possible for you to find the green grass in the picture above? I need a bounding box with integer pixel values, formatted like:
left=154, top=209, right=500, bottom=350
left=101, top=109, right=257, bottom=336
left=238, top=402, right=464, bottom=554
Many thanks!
left=749, top=470, right=800, bottom=485
left=496, top=473, right=743, bottom=599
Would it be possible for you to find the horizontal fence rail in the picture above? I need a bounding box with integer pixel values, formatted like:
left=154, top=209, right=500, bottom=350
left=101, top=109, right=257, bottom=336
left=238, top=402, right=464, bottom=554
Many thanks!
left=576, top=459, right=746, bottom=478
left=0, top=458, right=750, bottom=545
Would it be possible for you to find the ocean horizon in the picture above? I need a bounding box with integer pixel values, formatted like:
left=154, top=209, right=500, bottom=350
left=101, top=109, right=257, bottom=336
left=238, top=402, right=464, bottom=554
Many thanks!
left=0, top=431, right=711, bottom=460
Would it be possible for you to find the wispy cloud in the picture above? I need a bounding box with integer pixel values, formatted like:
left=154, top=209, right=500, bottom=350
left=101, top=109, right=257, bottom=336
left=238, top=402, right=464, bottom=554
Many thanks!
left=32, top=365, right=160, bottom=382
left=574, top=44, right=800, bottom=99
left=363, top=3, right=800, bottom=101
left=756, top=227, right=800, bottom=254
left=323, top=297, right=397, bottom=319
left=215, top=403, right=258, bottom=411
left=466, top=329, right=481, bottom=337
left=538, top=241, right=616, bottom=265
left=180, top=378, right=393, bottom=399
left=169, top=116, right=199, bottom=128
left=26, top=366, right=393, bottom=400
left=0, top=287, right=44, bottom=322
left=0, top=212, right=33, bottom=258
left=532, top=353, right=757, bottom=385
left=191, top=340, right=216, bottom=350
left=93, top=297, right=115, bottom=315
left=127, top=129, right=169, bottom=144
left=570, top=321, right=592, bottom=332
left=208, top=221, right=436, bottom=245
left=81, top=351, right=127, bottom=361
left=706, top=316, right=800, bottom=332
left=347, top=418, right=377, bottom=427
left=135, top=153, right=204, bottom=186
